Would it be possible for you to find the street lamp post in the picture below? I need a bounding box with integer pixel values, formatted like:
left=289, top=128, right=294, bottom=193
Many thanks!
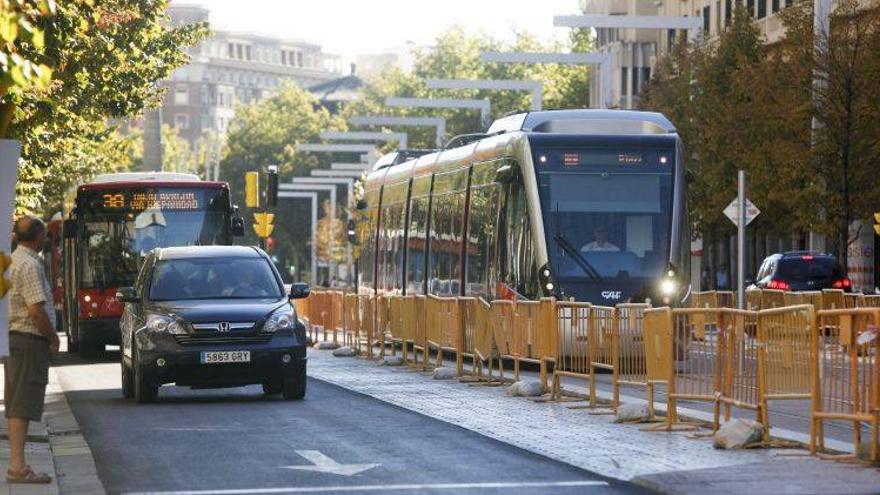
left=425, top=79, right=544, bottom=111
left=480, top=51, right=613, bottom=109
left=349, top=116, right=447, bottom=148
left=384, top=97, right=492, bottom=131
left=277, top=191, right=319, bottom=287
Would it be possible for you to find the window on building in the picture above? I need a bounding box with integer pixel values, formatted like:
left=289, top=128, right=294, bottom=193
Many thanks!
left=640, top=67, right=651, bottom=90
left=725, top=0, right=732, bottom=25
left=716, top=1, right=722, bottom=32
left=620, top=67, right=628, bottom=100
left=236, top=44, right=243, bottom=59
left=747, top=0, right=755, bottom=17
left=703, top=6, right=710, bottom=34
left=281, top=51, right=287, bottom=65
left=227, top=43, right=235, bottom=58
left=174, top=85, right=188, bottom=105
left=772, top=0, right=780, bottom=12
left=297, top=52, right=303, bottom=67
left=667, top=28, right=676, bottom=49
left=174, top=114, right=189, bottom=130
left=245, top=45, right=252, bottom=60
left=758, top=0, right=767, bottom=18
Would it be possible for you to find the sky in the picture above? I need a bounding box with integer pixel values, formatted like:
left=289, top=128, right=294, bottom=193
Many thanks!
left=182, top=0, right=582, bottom=63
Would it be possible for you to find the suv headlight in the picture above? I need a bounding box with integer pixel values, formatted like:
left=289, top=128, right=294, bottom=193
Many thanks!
left=146, top=314, right=185, bottom=335
left=264, top=305, right=294, bottom=333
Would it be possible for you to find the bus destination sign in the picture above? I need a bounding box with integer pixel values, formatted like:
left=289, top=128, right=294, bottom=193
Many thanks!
left=99, top=190, right=202, bottom=211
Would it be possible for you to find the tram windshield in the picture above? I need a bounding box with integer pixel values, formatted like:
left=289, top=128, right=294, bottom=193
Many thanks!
left=536, top=149, right=674, bottom=287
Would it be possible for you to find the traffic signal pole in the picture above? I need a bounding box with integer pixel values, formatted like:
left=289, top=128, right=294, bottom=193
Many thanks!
left=737, top=170, right=746, bottom=310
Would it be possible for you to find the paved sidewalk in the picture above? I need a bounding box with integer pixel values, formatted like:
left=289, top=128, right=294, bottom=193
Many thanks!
left=308, top=348, right=880, bottom=495
left=0, top=364, right=103, bottom=495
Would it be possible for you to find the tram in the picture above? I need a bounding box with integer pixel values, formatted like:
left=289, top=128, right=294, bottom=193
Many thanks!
left=357, top=110, right=689, bottom=305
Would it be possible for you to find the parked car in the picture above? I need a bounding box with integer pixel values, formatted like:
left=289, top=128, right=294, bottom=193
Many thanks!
left=116, top=245, right=310, bottom=403
left=751, top=251, right=851, bottom=292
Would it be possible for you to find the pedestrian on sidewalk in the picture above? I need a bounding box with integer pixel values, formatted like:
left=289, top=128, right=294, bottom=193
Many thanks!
left=4, top=216, right=59, bottom=484
left=716, top=264, right=730, bottom=291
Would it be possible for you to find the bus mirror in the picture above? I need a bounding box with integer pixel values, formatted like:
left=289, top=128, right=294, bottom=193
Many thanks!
left=63, top=220, right=77, bottom=239
left=495, top=164, right=519, bottom=184
left=231, top=215, right=245, bottom=237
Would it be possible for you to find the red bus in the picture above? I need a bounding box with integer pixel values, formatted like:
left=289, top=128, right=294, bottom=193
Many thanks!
left=59, top=172, right=244, bottom=358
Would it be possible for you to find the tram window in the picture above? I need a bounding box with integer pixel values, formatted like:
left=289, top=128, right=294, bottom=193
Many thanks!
left=503, top=181, right=538, bottom=299
left=428, top=192, right=464, bottom=296
left=406, top=196, right=429, bottom=295
left=465, top=183, right=500, bottom=298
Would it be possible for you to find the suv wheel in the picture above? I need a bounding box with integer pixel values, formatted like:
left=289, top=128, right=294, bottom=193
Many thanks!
left=133, top=347, right=159, bottom=403
left=281, top=364, right=306, bottom=401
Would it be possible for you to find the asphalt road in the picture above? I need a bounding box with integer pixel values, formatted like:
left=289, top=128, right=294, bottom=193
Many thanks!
left=52, top=345, right=650, bottom=495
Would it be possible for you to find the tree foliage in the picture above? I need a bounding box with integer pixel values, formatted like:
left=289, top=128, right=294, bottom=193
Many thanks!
left=3, top=0, right=208, bottom=214
left=221, top=83, right=346, bottom=280
left=344, top=26, right=593, bottom=148
left=641, top=2, right=880, bottom=267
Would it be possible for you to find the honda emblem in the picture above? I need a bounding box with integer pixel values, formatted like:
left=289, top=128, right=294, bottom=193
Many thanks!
left=218, top=322, right=230, bottom=333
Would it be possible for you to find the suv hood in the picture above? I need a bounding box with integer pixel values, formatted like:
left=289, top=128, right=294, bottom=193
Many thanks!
left=147, top=299, right=288, bottom=323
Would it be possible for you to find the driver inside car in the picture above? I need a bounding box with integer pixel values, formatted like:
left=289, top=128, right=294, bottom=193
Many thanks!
left=223, top=263, right=271, bottom=298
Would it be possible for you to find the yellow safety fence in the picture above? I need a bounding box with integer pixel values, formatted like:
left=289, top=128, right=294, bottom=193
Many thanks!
left=301, top=289, right=877, bottom=461
left=811, top=308, right=880, bottom=463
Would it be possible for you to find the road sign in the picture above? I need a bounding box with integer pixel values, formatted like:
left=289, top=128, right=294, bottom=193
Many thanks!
left=724, top=198, right=760, bottom=226
left=283, top=450, right=379, bottom=476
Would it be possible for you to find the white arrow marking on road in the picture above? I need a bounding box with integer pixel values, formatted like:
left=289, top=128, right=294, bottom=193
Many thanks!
left=282, top=450, right=379, bottom=476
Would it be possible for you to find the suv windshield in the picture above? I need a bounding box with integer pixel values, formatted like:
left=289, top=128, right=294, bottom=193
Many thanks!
left=777, top=257, right=842, bottom=281
left=149, top=257, right=281, bottom=301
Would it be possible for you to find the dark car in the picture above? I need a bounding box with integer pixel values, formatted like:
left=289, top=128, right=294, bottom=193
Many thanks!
left=752, top=251, right=851, bottom=292
left=116, top=246, right=310, bottom=403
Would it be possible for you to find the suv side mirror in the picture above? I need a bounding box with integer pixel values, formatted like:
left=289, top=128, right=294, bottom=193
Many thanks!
left=288, top=283, right=310, bottom=300
left=116, top=287, right=139, bottom=303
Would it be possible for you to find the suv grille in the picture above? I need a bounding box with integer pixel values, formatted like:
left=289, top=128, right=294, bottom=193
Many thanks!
left=174, top=333, right=273, bottom=346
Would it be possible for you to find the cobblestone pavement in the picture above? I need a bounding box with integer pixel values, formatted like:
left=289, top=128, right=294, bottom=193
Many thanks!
left=307, top=349, right=786, bottom=481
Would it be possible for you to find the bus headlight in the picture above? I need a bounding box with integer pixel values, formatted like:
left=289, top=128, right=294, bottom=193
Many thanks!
left=146, top=314, right=185, bottom=335
left=660, top=278, right=678, bottom=296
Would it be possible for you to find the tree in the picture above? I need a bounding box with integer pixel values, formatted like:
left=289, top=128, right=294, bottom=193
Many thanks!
left=773, top=0, right=880, bottom=266
left=221, top=83, right=346, bottom=282
left=3, top=0, right=208, bottom=213
left=344, top=26, right=594, bottom=148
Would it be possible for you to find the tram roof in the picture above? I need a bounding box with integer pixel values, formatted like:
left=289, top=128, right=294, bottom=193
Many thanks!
left=365, top=109, right=678, bottom=189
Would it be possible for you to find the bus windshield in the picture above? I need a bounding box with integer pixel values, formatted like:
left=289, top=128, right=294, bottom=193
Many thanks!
left=76, top=187, right=230, bottom=289
left=538, top=166, right=673, bottom=285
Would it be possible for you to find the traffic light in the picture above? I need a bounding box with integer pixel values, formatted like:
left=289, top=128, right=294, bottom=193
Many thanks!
left=0, top=251, right=11, bottom=298
left=245, top=171, right=260, bottom=208
left=874, top=212, right=880, bottom=236
left=265, top=236, right=275, bottom=252
left=253, top=212, right=275, bottom=238
left=266, top=166, right=278, bottom=207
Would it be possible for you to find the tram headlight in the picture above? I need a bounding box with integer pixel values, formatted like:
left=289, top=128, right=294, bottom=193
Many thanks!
left=660, top=278, right=678, bottom=296
left=546, top=282, right=555, bottom=292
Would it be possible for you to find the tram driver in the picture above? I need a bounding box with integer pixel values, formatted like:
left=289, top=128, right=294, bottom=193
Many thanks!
left=581, top=225, right=620, bottom=252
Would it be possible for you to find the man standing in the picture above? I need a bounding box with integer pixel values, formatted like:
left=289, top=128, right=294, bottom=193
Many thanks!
left=716, top=264, right=730, bottom=291
left=5, top=216, right=58, bottom=484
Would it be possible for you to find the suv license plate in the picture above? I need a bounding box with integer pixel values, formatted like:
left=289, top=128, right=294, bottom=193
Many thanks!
left=201, top=351, right=251, bottom=364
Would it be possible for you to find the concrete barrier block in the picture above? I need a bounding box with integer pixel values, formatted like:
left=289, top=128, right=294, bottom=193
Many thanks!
left=332, top=346, right=357, bottom=357
left=713, top=419, right=764, bottom=449
left=314, top=341, right=340, bottom=350
left=432, top=367, right=457, bottom=380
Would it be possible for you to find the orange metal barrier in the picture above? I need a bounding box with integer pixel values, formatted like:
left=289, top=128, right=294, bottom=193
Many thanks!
left=811, top=308, right=880, bottom=462
left=615, top=303, right=654, bottom=413
left=859, top=295, right=880, bottom=308
left=821, top=289, right=846, bottom=310
left=551, top=303, right=616, bottom=407
left=425, top=295, right=460, bottom=370
left=690, top=291, right=735, bottom=309
left=460, top=297, right=495, bottom=379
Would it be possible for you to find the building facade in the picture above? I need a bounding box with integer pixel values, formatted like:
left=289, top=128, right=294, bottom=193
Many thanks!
left=585, top=0, right=800, bottom=109
left=143, top=4, right=343, bottom=173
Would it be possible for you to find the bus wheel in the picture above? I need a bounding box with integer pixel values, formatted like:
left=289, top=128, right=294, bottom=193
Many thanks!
left=78, top=334, right=103, bottom=360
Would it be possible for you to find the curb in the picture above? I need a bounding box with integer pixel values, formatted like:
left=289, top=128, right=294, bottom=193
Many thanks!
left=43, top=368, right=104, bottom=495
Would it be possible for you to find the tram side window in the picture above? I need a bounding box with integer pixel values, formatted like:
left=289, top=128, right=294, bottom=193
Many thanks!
left=358, top=208, right=377, bottom=290
left=376, top=205, right=390, bottom=293
left=406, top=196, right=429, bottom=294
left=392, top=203, right=407, bottom=293
left=428, top=192, right=464, bottom=296
left=379, top=203, right=402, bottom=294
left=465, top=183, right=500, bottom=299
left=503, top=181, right=538, bottom=299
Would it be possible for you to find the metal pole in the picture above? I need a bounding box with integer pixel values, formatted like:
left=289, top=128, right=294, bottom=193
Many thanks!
left=809, top=0, right=832, bottom=253
left=737, top=170, right=746, bottom=309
